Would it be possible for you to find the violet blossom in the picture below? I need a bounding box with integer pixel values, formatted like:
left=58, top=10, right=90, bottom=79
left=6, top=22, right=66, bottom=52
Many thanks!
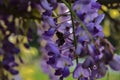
left=39, top=0, right=120, bottom=80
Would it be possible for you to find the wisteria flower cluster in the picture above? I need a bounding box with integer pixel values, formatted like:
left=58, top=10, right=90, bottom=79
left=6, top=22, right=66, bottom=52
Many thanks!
left=40, top=0, right=120, bottom=80
left=0, top=0, right=120, bottom=80
left=0, top=17, right=20, bottom=80
left=0, top=0, right=36, bottom=79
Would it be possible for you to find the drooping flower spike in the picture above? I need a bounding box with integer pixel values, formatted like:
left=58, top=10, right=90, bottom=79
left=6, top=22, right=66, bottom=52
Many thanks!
left=39, top=0, right=120, bottom=80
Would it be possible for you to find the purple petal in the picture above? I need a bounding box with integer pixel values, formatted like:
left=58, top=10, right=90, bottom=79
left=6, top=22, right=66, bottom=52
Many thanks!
left=43, top=28, right=55, bottom=40
left=76, top=12, right=86, bottom=21
left=82, top=56, right=95, bottom=68
left=50, top=0, right=57, bottom=3
left=77, top=0, right=91, bottom=4
left=109, top=54, right=120, bottom=71
left=58, top=22, right=71, bottom=33
left=43, top=10, right=52, bottom=16
left=49, top=0, right=57, bottom=9
left=9, top=68, right=19, bottom=75
left=82, top=69, right=90, bottom=77
left=86, top=22, right=94, bottom=32
left=40, top=0, right=53, bottom=10
left=75, top=43, right=83, bottom=55
left=61, top=56, right=73, bottom=66
left=45, top=42, right=60, bottom=55
left=91, top=63, right=107, bottom=79
left=47, top=56, right=56, bottom=64
left=91, top=2, right=101, bottom=9
left=12, top=47, right=20, bottom=54
left=56, top=59, right=64, bottom=68
left=73, top=64, right=83, bottom=79
left=56, top=56, right=73, bottom=68
left=41, top=60, right=51, bottom=74
left=95, top=14, right=105, bottom=24
left=62, top=67, right=70, bottom=77
left=94, top=31, right=104, bottom=37
left=75, top=27, right=83, bottom=36
left=97, top=63, right=107, bottom=78
left=80, top=77, right=88, bottom=80
left=78, top=32, right=89, bottom=44
left=9, top=62, right=19, bottom=67
left=47, top=17, right=56, bottom=27
left=42, top=15, right=56, bottom=27
left=88, top=44, right=94, bottom=56
left=73, top=63, right=90, bottom=79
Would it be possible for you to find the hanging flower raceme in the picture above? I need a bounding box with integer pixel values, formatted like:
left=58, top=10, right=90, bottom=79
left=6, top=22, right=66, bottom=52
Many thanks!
left=39, top=0, right=120, bottom=80
left=0, top=0, right=38, bottom=79
left=0, top=16, right=21, bottom=78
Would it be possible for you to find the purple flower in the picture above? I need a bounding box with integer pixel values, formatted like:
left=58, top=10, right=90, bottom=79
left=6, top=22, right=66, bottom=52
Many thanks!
left=75, top=43, right=83, bottom=55
left=73, top=0, right=102, bottom=24
left=109, top=54, right=120, bottom=71
left=49, top=0, right=57, bottom=9
left=2, top=54, right=19, bottom=75
left=42, top=14, right=56, bottom=27
left=82, top=56, right=95, bottom=68
left=87, top=43, right=101, bottom=56
left=43, top=28, right=55, bottom=40
left=62, top=67, right=70, bottom=77
left=86, top=19, right=104, bottom=37
left=40, top=0, right=57, bottom=11
left=9, top=68, right=19, bottom=75
left=47, top=54, right=73, bottom=69
left=78, top=0, right=91, bottom=4
left=58, top=22, right=71, bottom=33
left=95, top=14, right=104, bottom=24
left=90, top=63, right=107, bottom=79
left=56, top=56, right=73, bottom=68
left=80, top=77, right=88, bottom=80
left=73, top=63, right=90, bottom=79
left=45, top=42, right=60, bottom=55
left=55, top=67, right=70, bottom=79
left=40, top=0, right=53, bottom=10
left=39, top=0, right=118, bottom=80
left=41, top=57, right=59, bottom=80
left=47, top=56, right=57, bottom=65
left=78, top=31, right=89, bottom=44
left=91, top=2, right=101, bottom=9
